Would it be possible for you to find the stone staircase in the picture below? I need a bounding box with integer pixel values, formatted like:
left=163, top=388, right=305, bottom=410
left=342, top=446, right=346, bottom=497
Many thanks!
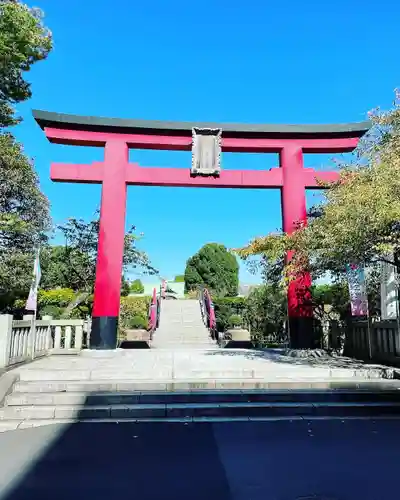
left=1, top=347, right=400, bottom=431
left=3, top=375, right=400, bottom=431
left=151, top=299, right=217, bottom=349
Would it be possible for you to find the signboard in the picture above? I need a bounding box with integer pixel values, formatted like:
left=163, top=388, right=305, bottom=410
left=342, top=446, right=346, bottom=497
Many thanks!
left=191, top=127, right=222, bottom=175
left=380, top=256, right=398, bottom=319
left=346, top=263, right=368, bottom=316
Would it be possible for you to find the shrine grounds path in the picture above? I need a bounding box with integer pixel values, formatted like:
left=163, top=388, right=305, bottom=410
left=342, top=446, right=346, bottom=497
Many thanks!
left=0, top=418, right=399, bottom=499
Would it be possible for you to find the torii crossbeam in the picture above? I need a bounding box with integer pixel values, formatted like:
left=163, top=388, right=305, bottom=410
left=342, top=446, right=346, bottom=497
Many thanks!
left=34, top=110, right=370, bottom=349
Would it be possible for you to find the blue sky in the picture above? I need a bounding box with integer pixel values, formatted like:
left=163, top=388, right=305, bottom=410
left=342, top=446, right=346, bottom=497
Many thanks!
left=13, top=0, right=400, bottom=283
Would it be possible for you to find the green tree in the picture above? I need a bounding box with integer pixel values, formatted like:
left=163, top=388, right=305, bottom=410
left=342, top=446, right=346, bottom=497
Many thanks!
left=236, top=92, right=400, bottom=283
left=184, top=243, right=239, bottom=296
left=0, top=1, right=52, bottom=127
left=120, top=277, right=130, bottom=297
left=40, top=216, right=158, bottom=294
left=244, top=284, right=287, bottom=346
left=0, top=134, right=50, bottom=298
left=0, top=1, right=52, bottom=312
left=130, top=279, right=144, bottom=294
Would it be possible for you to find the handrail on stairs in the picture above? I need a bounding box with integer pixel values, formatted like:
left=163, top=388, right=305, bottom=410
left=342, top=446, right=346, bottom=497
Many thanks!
left=148, top=287, right=161, bottom=338
left=198, top=286, right=217, bottom=340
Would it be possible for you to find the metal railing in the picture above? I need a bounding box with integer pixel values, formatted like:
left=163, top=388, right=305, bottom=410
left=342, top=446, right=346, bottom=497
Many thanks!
left=148, top=287, right=161, bottom=339
left=198, top=286, right=217, bottom=340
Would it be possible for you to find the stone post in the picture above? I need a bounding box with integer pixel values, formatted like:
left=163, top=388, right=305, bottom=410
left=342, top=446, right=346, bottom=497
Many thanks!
left=0, top=315, right=13, bottom=369
left=42, top=316, right=53, bottom=351
left=23, top=313, right=35, bottom=359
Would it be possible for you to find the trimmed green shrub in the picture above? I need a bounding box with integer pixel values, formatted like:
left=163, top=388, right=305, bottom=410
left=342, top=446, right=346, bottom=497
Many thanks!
left=119, top=295, right=151, bottom=328
left=213, top=296, right=246, bottom=332
left=130, top=279, right=144, bottom=294
left=228, top=314, right=242, bottom=328
left=39, top=288, right=76, bottom=307
left=174, top=275, right=185, bottom=283
left=126, top=315, right=148, bottom=329
left=68, top=305, right=91, bottom=319
left=40, top=305, right=63, bottom=319
left=184, top=243, right=239, bottom=296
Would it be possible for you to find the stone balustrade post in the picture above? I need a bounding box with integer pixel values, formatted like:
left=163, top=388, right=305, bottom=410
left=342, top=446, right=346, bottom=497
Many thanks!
left=40, top=316, right=53, bottom=351
left=0, top=315, right=13, bottom=369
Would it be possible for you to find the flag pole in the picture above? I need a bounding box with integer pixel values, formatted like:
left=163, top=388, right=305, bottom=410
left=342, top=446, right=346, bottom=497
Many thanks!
left=30, top=311, right=37, bottom=361
left=26, top=247, right=41, bottom=360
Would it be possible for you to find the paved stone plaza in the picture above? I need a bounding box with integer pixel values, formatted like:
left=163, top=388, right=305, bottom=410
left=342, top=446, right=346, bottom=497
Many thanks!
left=13, top=348, right=396, bottom=382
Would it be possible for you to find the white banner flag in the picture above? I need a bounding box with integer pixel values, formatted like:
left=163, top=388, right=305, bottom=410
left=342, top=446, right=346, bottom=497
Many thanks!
left=25, top=248, right=41, bottom=312
left=380, top=255, right=398, bottom=320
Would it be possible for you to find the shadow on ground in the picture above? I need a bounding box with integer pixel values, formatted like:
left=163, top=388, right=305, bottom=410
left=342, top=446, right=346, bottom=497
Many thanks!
left=203, top=348, right=394, bottom=373
left=1, top=403, right=400, bottom=499
left=0, top=416, right=231, bottom=500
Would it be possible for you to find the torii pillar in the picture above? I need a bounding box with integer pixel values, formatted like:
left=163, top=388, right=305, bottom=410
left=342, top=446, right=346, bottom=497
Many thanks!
left=33, top=109, right=370, bottom=349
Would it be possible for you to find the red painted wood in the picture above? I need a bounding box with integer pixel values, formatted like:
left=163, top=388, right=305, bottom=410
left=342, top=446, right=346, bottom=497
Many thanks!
left=39, top=122, right=362, bottom=347
left=44, top=127, right=359, bottom=153
left=51, top=162, right=340, bottom=189
left=280, top=145, right=312, bottom=320
left=92, top=140, right=128, bottom=318
left=150, top=288, right=157, bottom=330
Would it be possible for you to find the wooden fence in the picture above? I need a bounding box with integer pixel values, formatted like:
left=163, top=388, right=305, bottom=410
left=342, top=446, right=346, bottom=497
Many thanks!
left=345, top=319, right=400, bottom=365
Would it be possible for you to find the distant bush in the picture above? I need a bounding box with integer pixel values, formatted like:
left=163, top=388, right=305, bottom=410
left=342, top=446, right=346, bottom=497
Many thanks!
left=213, top=296, right=245, bottom=332
left=40, top=305, right=63, bottom=319
left=130, top=279, right=144, bottom=294
left=39, top=288, right=76, bottom=307
left=228, top=314, right=242, bottom=328
left=126, top=315, right=148, bottom=329
left=173, top=275, right=185, bottom=283
left=184, top=243, right=239, bottom=296
left=14, top=288, right=78, bottom=317
left=119, top=295, right=151, bottom=329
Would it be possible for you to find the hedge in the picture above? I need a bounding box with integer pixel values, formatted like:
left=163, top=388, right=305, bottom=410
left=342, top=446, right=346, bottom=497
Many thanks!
left=119, top=295, right=152, bottom=328
left=39, top=289, right=76, bottom=307
left=13, top=289, right=152, bottom=323
left=14, top=288, right=77, bottom=313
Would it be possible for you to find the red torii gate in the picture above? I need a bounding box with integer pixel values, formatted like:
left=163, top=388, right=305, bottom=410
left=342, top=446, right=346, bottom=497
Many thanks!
left=33, top=110, right=370, bottom=349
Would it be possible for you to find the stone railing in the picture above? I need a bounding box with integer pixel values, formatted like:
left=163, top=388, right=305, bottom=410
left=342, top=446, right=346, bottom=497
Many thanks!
left=0, top=315, right=90, bottom=369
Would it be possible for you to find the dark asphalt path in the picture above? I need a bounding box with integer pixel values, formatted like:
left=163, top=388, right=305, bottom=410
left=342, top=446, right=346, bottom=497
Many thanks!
left=0, top=418, right=399, bottom=500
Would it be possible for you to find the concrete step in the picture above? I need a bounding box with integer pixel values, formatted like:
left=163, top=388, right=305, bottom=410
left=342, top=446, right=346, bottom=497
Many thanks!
left=7, top=389, right=400, bottom=407
left=17, top=367, right=390, bottom=381
left=3, top=401, right=400, bottom=421
left=14, top=379, right=400, bottom=394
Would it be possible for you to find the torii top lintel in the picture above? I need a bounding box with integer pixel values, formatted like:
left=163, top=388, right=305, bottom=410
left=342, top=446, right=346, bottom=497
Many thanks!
left=33, top=109, right=370, bottom=190
left=33, top=109, right=370, bottom=151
